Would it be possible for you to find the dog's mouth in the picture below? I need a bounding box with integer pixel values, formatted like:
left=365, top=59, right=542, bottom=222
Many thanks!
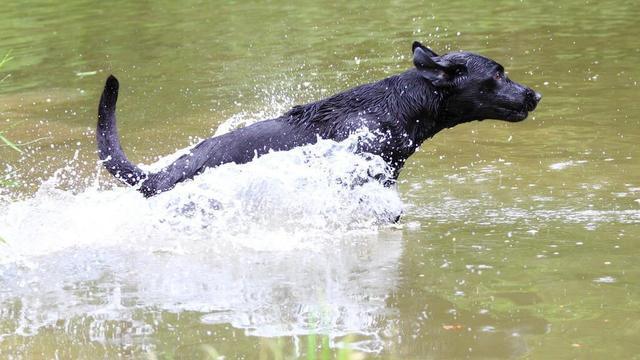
left=495, top=106, right=530, bottom=122
left=504, top=108, right=529, bottom=122
left=499, top=91, right=541, bottom=122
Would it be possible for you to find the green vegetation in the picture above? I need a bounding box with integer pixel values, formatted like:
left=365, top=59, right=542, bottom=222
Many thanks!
left=0, top=50, right=11, bottom=83
left=146, top=334, right=362, bottom=360
left=302, top=334, right=359, bottom=360
left=255, top=334, right=360, bottom=360
left=0, top=131, right=23, bottom=153
left=0, top=51, right=20, bottom=151
left=0, top=50, right=21, bottom=191
left=0, top=51, right=10, bottom=243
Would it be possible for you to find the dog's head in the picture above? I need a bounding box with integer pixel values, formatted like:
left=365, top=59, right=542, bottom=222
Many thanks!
left=412, top=41, right=541, bottom=123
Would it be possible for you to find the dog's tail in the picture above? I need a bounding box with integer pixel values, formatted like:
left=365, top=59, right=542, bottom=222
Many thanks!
left=97, top=75, right=147, bottom=189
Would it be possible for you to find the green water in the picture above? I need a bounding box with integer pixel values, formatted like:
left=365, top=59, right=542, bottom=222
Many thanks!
left=1, top=0, right=639, bottom=358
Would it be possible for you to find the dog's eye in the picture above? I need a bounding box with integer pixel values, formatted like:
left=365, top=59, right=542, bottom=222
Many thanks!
left=494, top=72, right=502, bottom=81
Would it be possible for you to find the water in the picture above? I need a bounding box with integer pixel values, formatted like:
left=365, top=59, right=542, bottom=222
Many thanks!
left=0, top=0, right=639, bottom=358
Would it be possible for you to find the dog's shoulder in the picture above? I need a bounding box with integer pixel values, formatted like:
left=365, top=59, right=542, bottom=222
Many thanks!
left=281, top=76, right=404, bottom=132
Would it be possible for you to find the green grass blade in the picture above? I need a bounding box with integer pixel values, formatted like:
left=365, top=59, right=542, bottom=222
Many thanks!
left=320, top=336, right=330, bottom=360
left=307, top=334, right=317, bottom=360
left=0, top=133, right=23, bottom=153
left=0, top=50, right=13, bottom=68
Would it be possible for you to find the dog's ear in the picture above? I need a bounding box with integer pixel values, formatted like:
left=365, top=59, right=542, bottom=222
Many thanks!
left=412, top=41, right=439, bottom=58
left=413, top=47, right=453, bottom=86
left=413, top=47, right=464, bottom=87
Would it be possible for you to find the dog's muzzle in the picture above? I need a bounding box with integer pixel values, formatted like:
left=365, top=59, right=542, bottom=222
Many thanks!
left=525, top=89, right=542, bottom=111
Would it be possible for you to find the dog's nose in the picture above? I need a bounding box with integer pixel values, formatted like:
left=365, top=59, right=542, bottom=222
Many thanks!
left=523, top=88, right=539, bottom=111
left=534, top=91, right=542, bottom=103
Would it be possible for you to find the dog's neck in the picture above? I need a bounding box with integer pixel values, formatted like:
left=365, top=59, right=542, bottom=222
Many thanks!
left=390, top=70, right=450, bottom=146
left=286, top=69, right=455, bottom=150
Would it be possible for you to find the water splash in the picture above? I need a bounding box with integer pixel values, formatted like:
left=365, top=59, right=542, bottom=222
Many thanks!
left=0, top=124, right=404, bottom=352
left=1, top=129, right=403, bottom=258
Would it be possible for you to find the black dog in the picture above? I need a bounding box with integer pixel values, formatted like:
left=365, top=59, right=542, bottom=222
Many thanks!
left=97, top=41, right=541, bottom=197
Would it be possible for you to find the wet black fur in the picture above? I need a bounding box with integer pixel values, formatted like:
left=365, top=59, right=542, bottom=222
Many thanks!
left=97, top=41, right=541, bottom=197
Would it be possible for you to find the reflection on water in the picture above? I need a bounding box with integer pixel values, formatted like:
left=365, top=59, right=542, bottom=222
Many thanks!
left=1, top=0, right=639, bottom=358
left=0, top=233, right=402, bottom=353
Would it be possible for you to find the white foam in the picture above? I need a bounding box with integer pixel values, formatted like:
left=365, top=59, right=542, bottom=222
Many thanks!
left=1, top=129, right=403, bottom=260
left=593, top=276, right=616, bottom=284
left=549, top=160, right=587, bottom=171
left=0, top=125, right=404, bottom=350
